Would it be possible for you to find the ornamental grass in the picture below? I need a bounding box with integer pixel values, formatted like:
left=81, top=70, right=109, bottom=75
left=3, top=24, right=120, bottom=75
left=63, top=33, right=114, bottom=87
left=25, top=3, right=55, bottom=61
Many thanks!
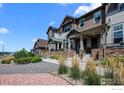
left=58, top=55, right=68, bottom=74
left=100, top=56, right=124, bottom=85
left=70, top=55, right=80, bottom=80
left=81, top=58, right=101, bottom=85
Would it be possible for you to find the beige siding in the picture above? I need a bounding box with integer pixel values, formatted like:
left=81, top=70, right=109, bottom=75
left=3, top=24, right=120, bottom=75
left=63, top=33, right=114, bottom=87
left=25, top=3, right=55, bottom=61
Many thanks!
left=106, top=10, right=124, bottom=44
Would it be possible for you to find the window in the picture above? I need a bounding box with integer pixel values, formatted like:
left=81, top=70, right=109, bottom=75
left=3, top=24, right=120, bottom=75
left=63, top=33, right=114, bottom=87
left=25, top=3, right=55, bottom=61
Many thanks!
left=79, top=19, right=85, bottom=28
left=120, top=3, right=124, bottom=11
left=107, top=4, right=118, bottom=13
left=113, top=23, right=123, bottom=43
left=93, top=11, right=101, bottom=23
left=64, top=26, right=71, bottom=32
left=49, top=31, right=54, bottom=37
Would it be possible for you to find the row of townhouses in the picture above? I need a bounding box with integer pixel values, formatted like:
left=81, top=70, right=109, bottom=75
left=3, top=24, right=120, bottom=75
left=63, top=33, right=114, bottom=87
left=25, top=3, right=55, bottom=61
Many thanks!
left=46, top=3, right=124, bottom=54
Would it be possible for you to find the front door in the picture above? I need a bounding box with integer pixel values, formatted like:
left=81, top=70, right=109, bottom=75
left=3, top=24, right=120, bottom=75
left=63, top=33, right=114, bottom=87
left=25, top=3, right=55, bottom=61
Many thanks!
left=91, top=37, right=100, bottom=48
left=55, top=43, right=57, bottom=51
left=59, top=43, right=61, bottom=50
left=75, top=39, right=80, bottom=54
left=83, top=38, right=87, bottom=49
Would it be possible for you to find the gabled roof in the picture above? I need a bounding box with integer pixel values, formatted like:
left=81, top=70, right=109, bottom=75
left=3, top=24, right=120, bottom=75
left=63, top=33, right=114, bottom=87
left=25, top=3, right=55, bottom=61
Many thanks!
left=78, top=4, right=105, bottom=20
left=60, top=15, right=77, bottom=27
left=46, top=26, right=58, bottom=34
left=33, top=39, right=48, bottom=49
left=67, top=28, right=80, bottom=38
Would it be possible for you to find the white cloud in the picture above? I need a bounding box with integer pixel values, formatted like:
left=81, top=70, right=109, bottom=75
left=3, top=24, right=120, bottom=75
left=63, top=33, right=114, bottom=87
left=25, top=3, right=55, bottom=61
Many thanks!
left=74, top=3, right=101, bottom=16
left=32, top=38, right=37, bottom=42
left=0, top=3, right=3, bottom=13
left=0, top=41, right=4, bottom=45
left=50, top=21, right=55, bottom=26
left=0, top=27, right=10, bottom=34
left=90, top=3, right=102, bottom=10
left=58, top=3, right=71, bottom=7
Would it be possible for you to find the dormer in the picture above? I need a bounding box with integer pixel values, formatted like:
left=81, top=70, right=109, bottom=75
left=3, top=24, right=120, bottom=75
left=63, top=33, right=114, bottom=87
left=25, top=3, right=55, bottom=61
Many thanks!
left=46, top=26, right=58, bottom=39
left=60, top=15, right=77, bottom=33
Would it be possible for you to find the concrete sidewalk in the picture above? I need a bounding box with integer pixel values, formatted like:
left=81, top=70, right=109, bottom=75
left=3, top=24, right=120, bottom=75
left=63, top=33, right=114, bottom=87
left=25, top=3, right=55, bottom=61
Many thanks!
left=42, top=58, right=59, bottom=64
left=43, top=57, right=86, bottom=71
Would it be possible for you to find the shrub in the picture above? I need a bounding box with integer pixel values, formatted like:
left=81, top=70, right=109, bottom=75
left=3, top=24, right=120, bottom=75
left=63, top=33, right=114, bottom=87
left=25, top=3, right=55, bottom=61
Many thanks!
left=58, top=56, right=68, bottom=74
left=70, top=55, right=80, bottom=80
left=100, top=56, right=124, bottom=85
left=81, top=68, right=101, bottom=85
left=14, top=57, right=32, bottom=64
left=1, top=60, right=10, bottom=64
left=80, top=58, right=101, bottom=85
left=58, top=64, right=68, bottom=74
left=100, top=58, right=109, bottom=66
left=116, top=56, right=124, bottom=63
left=14, top=48, right=28, bottom=58
left=86, top=58, right=96, bottom=72
left=1, top=56, right=14, bottom=64
left=70, top=66, right=80, bottom=80
left=13, top=48, right=41, bottom=64
left=28, top=52, right=35, bottom=57
left=31, top=55, right=42, bottom=63
left=104, top=68, right=114, bottom=79
left=50, top=54, right=60, bottom=60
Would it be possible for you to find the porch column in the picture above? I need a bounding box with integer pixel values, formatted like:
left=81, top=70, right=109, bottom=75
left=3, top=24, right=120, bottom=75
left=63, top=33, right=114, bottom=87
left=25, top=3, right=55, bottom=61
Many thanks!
left=57, top=43, right=59, bottom=50
left=48, top=44, right=51, bottom=51
left=68, top=38, right=71, bottom=50
left=73, top=40, right=75, bottom=49
left=61, top=42, right=63, bottom=49
left=80, top=34, right=84, bottom=51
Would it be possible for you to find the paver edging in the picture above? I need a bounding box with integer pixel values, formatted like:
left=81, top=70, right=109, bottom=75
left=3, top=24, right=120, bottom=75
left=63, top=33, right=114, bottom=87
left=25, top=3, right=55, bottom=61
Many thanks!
left=49, top=72, right=74, bottom=85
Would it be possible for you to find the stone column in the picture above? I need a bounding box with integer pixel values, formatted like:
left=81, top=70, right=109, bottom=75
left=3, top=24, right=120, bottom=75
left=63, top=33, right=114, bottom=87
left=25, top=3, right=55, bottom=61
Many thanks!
left=61, top=42, right=63, bottom=49
left=53, top=43, right=56, bottom=50
left=68, top=38, right=71, bottom=50
left=57, top=43, right=59, bottom=50
left=73, top=40, right=75, bottom=49
left=48, top=44, right=51, bottom=51
left=80, top=34, right=84, bottom=51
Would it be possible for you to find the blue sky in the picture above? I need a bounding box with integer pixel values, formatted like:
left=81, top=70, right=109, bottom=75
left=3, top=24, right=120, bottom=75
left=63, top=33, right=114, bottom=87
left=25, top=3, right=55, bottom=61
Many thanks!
left=0, top=3, right=101, bottom=52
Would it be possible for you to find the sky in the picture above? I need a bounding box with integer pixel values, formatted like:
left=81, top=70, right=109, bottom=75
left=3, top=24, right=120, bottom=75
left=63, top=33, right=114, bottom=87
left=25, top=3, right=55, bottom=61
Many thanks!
left=0, top=3, right=101, bottom=52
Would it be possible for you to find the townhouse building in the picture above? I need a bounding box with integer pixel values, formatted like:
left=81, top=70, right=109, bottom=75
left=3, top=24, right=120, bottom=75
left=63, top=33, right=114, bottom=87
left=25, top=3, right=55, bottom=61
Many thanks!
left=32, top=39, right=48, bottom=55
left=104, top=3, right=124, bottom=47
left=47, top=3, right=124, bottom=55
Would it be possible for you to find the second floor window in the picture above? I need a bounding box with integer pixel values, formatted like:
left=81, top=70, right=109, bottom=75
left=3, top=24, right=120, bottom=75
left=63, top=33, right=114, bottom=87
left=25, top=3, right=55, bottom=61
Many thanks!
left=49, top=31, right=54, bottom=37
left=120, top=3, right=124, bottom=11
left=79, top=19, right=85, bottom=28
left=93, top=11, right=101, bottom=23
left=64, top=26, right=71, bottom=32
left=113, top=23, right=123, bottom=43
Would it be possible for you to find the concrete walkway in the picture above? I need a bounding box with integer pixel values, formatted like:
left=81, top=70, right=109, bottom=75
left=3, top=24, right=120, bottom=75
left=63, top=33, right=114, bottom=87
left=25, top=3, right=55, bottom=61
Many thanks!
left=0, top=61, right=73, bottom=85
left=0, top=62, right=59, bottom=74
left=43, top=58, right=59, bottom=65
left=43, top=57, right=87, bottom=71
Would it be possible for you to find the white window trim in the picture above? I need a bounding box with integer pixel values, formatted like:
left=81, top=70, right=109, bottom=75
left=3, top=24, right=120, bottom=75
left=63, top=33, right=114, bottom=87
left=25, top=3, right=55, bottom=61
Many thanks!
left=119, top=3, right=124, bottom=11
left=79, top=18, right=85, bottom=28
left=113, top=23, right=124, bottom=43
left=64, top=26, right=71, bottom=32
left=93, top=11, right=101, bottom=24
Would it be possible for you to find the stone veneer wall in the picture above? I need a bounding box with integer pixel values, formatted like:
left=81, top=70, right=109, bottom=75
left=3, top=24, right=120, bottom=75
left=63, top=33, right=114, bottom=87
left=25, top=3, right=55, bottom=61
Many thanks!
left=92, top=48, right=124, bottom=60
left=40, top=50, right=75, bottom=58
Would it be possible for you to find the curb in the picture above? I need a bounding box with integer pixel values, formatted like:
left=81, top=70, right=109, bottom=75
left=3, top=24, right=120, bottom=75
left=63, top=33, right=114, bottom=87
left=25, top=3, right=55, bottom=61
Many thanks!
left=49, top=72, right=74, bottom=85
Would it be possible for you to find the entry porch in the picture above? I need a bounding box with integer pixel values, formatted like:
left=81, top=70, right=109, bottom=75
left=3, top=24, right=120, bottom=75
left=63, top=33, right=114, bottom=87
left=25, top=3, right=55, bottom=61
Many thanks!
left=67, top=26, right=104, bottom=54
